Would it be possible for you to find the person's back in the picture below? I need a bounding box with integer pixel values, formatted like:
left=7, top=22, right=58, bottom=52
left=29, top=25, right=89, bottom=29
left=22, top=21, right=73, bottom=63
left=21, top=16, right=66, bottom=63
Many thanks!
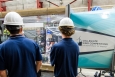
left=51, top=38, right=79, bottom=77
left=50, top=17, right=79, bottom=77
left=0, top=12, right=42, bottom=77
left=0, top=36, right=41, bottom=77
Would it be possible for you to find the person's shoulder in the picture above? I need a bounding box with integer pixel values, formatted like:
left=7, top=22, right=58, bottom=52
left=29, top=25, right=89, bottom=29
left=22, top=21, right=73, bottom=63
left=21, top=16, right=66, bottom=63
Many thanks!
left=24, top=37, right=35, bottom=42
left=0, top=40, right=10, bottom=48
left=24, top=37, right=38, bottom=45
left=72, top=40, right=79, bottom=45
left=52, top=42, right=64, bottom=48
left=1, top=39, right=11, bottom=45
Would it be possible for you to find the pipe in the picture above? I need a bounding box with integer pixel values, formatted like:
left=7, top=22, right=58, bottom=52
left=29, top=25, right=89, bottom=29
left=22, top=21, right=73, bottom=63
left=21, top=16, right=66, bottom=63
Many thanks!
left=0, top=2, right=2, bottom=12
left=0, top=0, right=7, bottom=1
left=65, top=4, right=70, bottom=17
left=46, top=0, right=59, bottom=7
left=0, top=6, right=65, bottom=18
left=69, top=0, right=77, bottom=4
left=37, top=0, right=40, bottom=8
left=0, top=0, right=8, bottom=12
left=88, top=0, right=92, bottom=11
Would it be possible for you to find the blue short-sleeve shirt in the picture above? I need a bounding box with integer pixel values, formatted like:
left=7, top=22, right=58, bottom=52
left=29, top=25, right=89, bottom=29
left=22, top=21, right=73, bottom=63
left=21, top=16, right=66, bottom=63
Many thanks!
left=50, top=38, right=79, bottom=77
left=0, top=35, right=42, bottom=77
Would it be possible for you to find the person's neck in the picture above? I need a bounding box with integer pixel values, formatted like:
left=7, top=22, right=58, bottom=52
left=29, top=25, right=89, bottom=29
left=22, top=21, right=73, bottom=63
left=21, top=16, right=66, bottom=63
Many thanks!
left=62, top=34, right=71, bottom=38
left=10, top=33, right=23, bottom=36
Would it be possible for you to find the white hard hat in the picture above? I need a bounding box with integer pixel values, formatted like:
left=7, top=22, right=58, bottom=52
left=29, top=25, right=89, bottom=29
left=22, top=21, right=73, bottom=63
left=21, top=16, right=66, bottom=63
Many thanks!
left=59, top=17, right=74, bottom=27
left=3, top=12, right=24, bottom=26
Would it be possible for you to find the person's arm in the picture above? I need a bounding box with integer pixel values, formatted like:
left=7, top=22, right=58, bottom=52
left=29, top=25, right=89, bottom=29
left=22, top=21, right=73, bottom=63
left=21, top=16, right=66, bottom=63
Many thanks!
left=0, top=70, right=7, bottom=77
left=35, top=43, right=42, bottom=72
left=0, top=47, right=7, bottom=77
left=50, top=45, right=57, bottom=66
left=36, top=61, right=42, bottom=72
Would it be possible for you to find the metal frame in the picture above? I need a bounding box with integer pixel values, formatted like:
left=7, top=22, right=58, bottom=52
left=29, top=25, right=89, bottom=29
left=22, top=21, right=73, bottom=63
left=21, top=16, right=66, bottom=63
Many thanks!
left=65, top=4, right=70, bottom=17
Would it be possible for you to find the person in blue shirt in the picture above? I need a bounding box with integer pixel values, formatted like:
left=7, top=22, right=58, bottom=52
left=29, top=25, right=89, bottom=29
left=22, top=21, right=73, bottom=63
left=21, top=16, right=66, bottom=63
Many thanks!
left=0, top=12, right=42, bottom=77
left=50, top=17, right=79, bottom=77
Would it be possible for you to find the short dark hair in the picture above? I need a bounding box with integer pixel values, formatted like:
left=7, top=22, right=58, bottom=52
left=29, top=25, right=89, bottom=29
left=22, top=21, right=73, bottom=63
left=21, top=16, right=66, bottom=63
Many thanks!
left=5, top=25, right=22, bottom=34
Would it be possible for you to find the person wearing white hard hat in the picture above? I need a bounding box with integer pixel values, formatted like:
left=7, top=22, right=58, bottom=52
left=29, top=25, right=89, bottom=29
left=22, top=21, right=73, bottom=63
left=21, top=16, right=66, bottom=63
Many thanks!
left=50, top=17, right=79, bottom=77
left=0, top=12, right=42, bottom=77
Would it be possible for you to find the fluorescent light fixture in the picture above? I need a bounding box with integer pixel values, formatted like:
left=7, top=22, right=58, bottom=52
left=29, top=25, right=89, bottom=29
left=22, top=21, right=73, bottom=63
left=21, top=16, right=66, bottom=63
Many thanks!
left=101, top=11, right=110, bottom=19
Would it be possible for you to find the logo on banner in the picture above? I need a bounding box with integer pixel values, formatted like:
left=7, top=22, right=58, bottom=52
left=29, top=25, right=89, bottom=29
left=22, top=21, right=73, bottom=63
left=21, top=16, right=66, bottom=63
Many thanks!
left=77, top=37, right=82, bottom=46
left=77, top=36, right=108, bottom=47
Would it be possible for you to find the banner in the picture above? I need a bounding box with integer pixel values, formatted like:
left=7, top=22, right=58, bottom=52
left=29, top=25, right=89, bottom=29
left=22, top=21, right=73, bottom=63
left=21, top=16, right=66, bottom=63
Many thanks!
left=72, top=29, right=115, bottom=52
left=70, top=10, right=115, bottom=69
left=70, top=9, right=115, bottom=52
left=70, top=9, right=115, bottom=36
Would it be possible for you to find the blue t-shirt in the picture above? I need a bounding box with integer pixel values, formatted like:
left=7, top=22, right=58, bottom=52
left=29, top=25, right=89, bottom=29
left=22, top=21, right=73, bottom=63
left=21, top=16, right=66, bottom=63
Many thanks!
left=50, top=38, right=79, bottom=77
left=0, top=35, right=42, bottom=77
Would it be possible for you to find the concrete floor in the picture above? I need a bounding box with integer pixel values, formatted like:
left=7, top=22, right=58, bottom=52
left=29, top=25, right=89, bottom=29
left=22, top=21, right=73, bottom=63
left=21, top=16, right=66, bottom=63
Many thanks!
left=41, top=68, right=112, bottom=77
left=77, top=69, right=103, bottom=77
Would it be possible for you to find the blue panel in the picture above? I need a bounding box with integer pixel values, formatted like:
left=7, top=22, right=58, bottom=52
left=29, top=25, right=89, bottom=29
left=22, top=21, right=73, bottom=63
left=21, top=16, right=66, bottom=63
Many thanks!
left=70, top=9, right=115, bottom=36
left=78, top=51, right=114, bottom=68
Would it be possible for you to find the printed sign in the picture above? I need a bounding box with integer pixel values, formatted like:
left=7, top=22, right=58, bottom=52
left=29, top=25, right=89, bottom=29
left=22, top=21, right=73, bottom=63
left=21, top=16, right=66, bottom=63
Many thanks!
left=72, top=30, right=115, bottom=52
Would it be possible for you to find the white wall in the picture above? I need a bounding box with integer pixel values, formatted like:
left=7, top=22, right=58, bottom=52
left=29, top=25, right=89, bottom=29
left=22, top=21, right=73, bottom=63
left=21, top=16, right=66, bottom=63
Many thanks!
left=5, top=0, right=37, bottom=11
left=4, top=0, right=115, bottom=12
